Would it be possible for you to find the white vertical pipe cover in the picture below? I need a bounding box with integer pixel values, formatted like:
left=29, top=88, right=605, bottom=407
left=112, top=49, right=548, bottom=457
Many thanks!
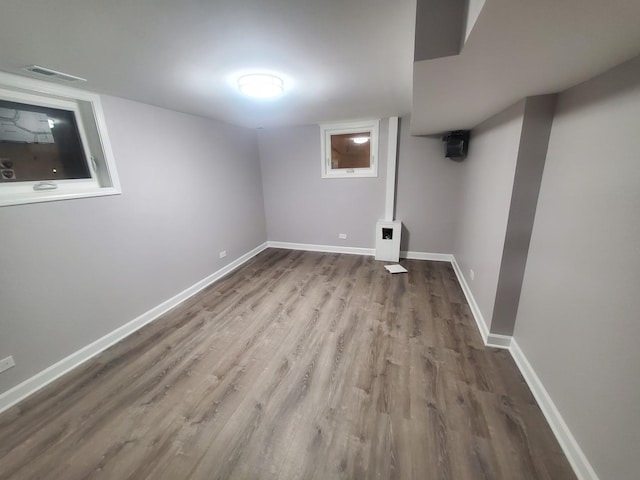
left=385, top=116, right=399, bottom=221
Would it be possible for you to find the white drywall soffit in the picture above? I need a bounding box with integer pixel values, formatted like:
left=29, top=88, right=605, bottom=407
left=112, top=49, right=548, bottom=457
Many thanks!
left=411, top=0, right=640, bottom=134
left=0, top=1, right=414, bottom=129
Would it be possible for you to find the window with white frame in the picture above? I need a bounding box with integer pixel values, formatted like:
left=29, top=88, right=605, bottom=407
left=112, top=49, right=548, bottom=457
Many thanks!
left=0, top=71, right=121, bottom=207
left=320, top=120, right=379, bottom=178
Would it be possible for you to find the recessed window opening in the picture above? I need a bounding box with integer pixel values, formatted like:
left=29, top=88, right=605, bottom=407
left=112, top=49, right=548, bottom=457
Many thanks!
left=320, top=120, right=379, bottom=178
left=0, top=71, right=121, bottom=207
left=0, top=99, right=91, bottom=183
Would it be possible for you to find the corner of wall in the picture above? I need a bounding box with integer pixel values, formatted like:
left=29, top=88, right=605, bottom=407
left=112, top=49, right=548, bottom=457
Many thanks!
left=450, top=255, right=511, bottom=349
left=490, top=94, right=556, bottom=336
left=452, top=251, right=597, bottom=478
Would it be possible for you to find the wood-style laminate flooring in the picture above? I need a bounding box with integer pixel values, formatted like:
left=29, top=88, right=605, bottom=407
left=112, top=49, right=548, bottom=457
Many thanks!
left=0, top=249, right=576, bottom=479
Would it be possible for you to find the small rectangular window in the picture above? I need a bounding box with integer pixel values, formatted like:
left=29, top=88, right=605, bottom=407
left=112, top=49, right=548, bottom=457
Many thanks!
left=320, top=120, right=379, bottom=178
left=0, top=98, right=92, bottom=183
left=0, top=71, right=121, bottom=207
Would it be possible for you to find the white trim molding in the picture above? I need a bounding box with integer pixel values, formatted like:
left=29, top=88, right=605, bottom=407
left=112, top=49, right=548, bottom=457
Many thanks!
left=449, top=256, right=513, bottom=349
left=449, top=252, right=595, bottom=479
left=450, top=254, right=594, bottom=479
left=486, top=333, right=512, bottom=348
left=0, top=242, right=268, bottom=415
left=401, top=250, right=453, bottom=262
left=268, top=241, right=375, bottom=256
left=267, top=243, right=461, bottom=264
left=510, top=340, right=599, bottom=480
left=450, top=256, right=510, bottom=349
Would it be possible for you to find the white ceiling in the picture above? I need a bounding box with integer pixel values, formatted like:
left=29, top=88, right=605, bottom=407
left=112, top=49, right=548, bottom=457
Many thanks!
left=412, top=0, right=640, bottom=134
left=1, top=1, right=639, bottom=134
left=0, top=0, right=416, bottom=129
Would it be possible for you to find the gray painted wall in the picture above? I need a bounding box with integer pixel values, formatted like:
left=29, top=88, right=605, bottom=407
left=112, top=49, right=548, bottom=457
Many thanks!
left=0, top=95, right=267, bottom=395
left=395, top=117, right=462, bottom=253
left=513, top=55, right=640, bottom=480
left=491, top=95, right=556, bottom=335
left=258, top=121, right=389, bottom=249
left=258, top=117, right=462, bottom=254
left=452, top=100, right=525, bottom=328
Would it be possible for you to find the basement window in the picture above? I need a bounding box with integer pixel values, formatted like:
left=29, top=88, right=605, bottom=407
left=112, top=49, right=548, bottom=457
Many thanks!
left=0, top=71, right=121, bottom=207
left=320, top=120, right=379, bottom=178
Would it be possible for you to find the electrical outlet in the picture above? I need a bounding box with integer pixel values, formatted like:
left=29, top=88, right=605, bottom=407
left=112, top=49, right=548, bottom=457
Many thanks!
left=219, top=250, right=227, bottom=258
left=338, top=233, right=347, bottom=239
left=470, top=269, right=475, bottom=281
left=0, top=356, right=15, bottom=374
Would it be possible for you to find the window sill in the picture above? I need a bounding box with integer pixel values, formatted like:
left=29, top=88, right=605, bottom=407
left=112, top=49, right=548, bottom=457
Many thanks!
left=0, top=186, right=121, bottom=207
left=321, top=170, right=378, bottom=179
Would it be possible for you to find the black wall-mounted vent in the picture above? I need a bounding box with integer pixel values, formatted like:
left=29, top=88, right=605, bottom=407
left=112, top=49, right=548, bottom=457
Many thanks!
left=23, top=65, right=87, bottom=83
left=442, top=130, right=470, bottom=160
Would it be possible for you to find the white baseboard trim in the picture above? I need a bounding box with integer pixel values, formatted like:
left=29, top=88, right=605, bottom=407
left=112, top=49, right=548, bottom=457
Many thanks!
left=0, top=241, right=269, bottom=415
left=510, top=339, right=599, bottom=480
left=450, top=254, right=593, bottom=479
left=267, top=243, right=456, bottom=262
left=267, top=241, right=375, bottom=256
left=267, top=245, right=590, bottom=478
left=486, top=333, right=513, bottom=348
left=450, top=256, right=510, bottom=349
left=400, top=250, right=453, bottom=262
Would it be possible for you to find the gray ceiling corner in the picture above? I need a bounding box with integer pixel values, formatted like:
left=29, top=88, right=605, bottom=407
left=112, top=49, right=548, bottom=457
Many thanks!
left=410, top=0, right=640, bottom=135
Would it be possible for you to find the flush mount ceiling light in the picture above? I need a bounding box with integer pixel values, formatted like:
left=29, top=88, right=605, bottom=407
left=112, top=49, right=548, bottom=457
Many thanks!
left=352, top=136, right=370, bottom=144
left=238, top=74, right=284, bottom=99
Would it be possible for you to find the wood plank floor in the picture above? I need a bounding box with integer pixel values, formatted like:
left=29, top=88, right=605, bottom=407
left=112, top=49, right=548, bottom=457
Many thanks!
left=0, top=249, right=576, bottom=479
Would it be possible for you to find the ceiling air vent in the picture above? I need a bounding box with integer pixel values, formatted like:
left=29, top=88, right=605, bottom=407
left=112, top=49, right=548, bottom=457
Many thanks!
left=23, top=65, right=87, bottom=83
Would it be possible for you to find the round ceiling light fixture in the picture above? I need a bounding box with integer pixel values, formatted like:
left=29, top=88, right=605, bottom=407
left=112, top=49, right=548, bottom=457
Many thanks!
left=352, top=136, right=370, bottom=144
left=238, top=74, right=284, bottom=99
